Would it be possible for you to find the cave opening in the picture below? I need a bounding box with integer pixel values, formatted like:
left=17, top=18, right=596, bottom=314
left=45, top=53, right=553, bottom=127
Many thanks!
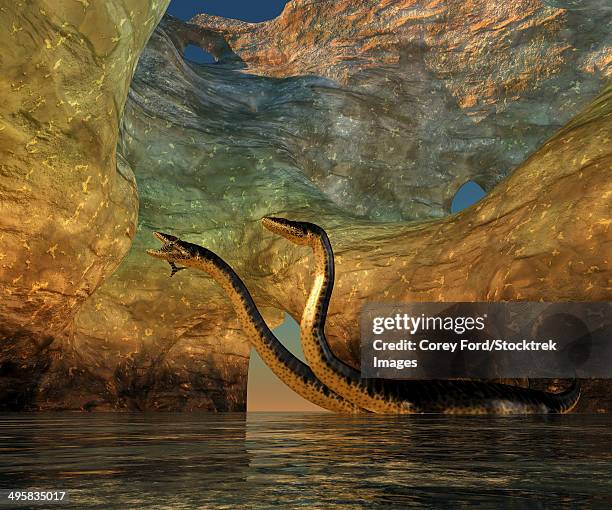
left=183, top=44, right=215, bottom=64
left=247, top=313, right=323, bottom=412
left=451, top=180, right=486, bottom=213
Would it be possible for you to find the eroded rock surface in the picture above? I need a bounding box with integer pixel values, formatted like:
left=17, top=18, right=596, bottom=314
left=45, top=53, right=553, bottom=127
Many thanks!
left=0, top=1, right=169, bottom=409
left=192, top=0, right=610, bottom=219
left=0, top=1, right=610, bottom=411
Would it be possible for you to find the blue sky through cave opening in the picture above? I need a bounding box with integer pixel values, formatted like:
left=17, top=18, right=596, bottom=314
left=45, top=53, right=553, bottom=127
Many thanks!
left=183, top=44, right=215, bottom=64
left=451, top=181, right=486, bottom=213
left=167, top=1, right=289, bottom=23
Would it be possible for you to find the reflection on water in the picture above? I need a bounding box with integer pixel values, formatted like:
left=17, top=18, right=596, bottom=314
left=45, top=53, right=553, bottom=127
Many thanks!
left=0, top=413, right=610, bottom=509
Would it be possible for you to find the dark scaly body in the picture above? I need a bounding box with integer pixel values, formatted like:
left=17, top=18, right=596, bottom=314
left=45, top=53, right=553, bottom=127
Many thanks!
left=148, top=233, right=363, bottom=414
left=262, top=217, right=581, bottom=414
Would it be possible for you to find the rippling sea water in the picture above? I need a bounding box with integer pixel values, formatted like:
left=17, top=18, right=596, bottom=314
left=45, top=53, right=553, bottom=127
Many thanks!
left=0, top=413, right=610, bottom=509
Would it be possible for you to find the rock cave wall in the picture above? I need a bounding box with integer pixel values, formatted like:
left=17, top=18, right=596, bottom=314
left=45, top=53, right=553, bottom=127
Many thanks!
left=0, top=0, right=609, bottom=411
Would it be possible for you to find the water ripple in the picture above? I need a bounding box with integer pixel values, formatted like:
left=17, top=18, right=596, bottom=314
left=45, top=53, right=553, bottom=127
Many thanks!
left=0, top=413, right=609, bottom=509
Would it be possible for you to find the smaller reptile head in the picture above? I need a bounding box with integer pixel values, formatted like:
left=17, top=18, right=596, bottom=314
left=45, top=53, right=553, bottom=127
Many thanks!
left=147, top=232, right=194, bottom=263
left=262, top=217, right=322, bottom=246
left=148, top=232, right=234, bottom=279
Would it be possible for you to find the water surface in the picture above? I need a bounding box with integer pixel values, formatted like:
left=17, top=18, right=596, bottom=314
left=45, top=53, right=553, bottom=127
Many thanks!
left=0, top=413, right=610, bottom=509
